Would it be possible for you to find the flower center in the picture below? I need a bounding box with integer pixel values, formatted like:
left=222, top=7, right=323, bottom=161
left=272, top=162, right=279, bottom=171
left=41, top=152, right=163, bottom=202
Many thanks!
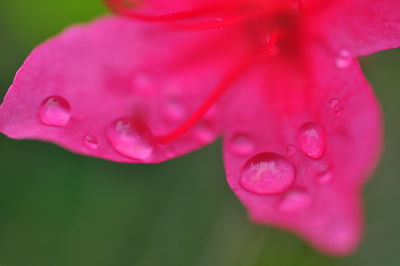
left=105, top=0, right=304, bottom=144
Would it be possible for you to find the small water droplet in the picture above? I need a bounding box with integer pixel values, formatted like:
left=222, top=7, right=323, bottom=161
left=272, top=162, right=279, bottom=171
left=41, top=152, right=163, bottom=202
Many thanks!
left=240, top=153, right=295, bottom=195
left=107, top=118, right=153, bottom=160
left=195, top=121, right=215, bottom=143
left=329, top=98, right=343, bottom=114
left=317, top=218, right=355, bottom=251
left=330, top=221, right=354, bottom=248
left=318, top=171, right=332, bottom=185
left=287, top=145, right=297, bottom=156
left=131, top=72, right=155, bottom=96
left=230, top=133, right=255, bottom=155
left=163, top=100, right=185, bottom=121
left=335, top=50, right=353, bottom=69
left=329, top=98, right=339, bottom=108
left=83, top=136, right=99, bottom=150
left=278, top=190, right=311, bottom=213
left=298, top=122, right=326, bottom=159
left=39, top=96, right=71, bottom=126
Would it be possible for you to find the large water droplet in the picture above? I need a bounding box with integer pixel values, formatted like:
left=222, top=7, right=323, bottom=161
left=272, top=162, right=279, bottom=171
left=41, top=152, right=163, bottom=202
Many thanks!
left=298, top=122, right=326, bottom=159
left=83, top=136, right=99, bottom=150
left=107, top=118, right=153, bottom=160
left=230, top=133, right=255, bottom=155
left=278, top=190, right=311, bottom=213
left=335, top=50, right=353, bottom=69
left=39, top=96, right=71, bottom=127
left=240, top=153, right=295, bottom=195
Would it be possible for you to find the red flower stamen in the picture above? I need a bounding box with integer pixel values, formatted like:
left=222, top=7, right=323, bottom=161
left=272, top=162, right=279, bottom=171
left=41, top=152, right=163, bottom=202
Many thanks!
left=104, top=0, right=264, bottom=30
left=154, top=54, right=258, bottom=144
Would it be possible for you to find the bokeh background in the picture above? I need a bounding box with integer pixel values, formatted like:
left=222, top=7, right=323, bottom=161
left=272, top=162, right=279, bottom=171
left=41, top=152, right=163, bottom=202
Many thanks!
left=0, top=1, right=399, bottom=265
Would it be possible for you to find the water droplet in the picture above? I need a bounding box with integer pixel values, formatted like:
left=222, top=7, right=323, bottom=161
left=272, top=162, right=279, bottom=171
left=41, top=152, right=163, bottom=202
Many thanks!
left=195, top=121, right=215, bottom=143
left=298, top=122, right=326, bottom=159
left=278, top=190, right=311, bottom=213
left=230, top=133, right=255, bottom=155
left=329, top=221, right=355, bottom=248
left=83, top=136, right=98, bottom=150
left=131, top=72, right=155, bottom=96
left=329, top=98, right=339, bottom=108
left=240, top=153, right=295, bottom=195
left=316, top=218, right=355, bottom=251
left=287, top=145, right=297, bottom=156
left=39, top=96, right=71, bottom=127
left=335, top=50, right=353, bottom=69
left=318, top=171, right=332, bottom=185
left=163, top=100, right=185, bottom=122
left=107, top=118, right=153, bottom=160
left=329, top=98, right=343, bottom=114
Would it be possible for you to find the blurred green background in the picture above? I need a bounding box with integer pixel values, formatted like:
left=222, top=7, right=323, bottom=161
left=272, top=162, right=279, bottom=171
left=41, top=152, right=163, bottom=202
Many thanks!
left=0, top=1, right=399, bottom=265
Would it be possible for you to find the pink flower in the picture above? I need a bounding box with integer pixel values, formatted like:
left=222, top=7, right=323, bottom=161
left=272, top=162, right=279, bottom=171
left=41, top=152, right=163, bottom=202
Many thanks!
left=0, top=0, right=398, bottom=254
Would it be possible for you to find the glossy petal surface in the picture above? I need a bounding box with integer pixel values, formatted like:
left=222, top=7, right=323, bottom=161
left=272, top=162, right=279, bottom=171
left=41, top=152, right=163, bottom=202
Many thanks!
left=0, top=17, right=243, bottom=163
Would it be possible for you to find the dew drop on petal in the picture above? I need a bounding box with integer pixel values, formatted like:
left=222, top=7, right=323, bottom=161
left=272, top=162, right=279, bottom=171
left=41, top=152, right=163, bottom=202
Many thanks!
left=229, top=133, right=255, bottom=155
left=287, top=145, right=297, bottom=157
left=330, top=221, right=355, bottom=248
left=298, top=122, right=326, bottom=159
left=240, top=153, right=295, bottom=195
left=329, top=98, right=343, bottom=114
left=195, top=121, right=216, bottom=143
left=329, top=98, right=339, bottom=108
left=83, top=136, right=99, bottom=150
left=316, top=218, right=356, bottom=251
left=335, top=50, right=353, bottom=69
left=39, top=96, right=71, bottom=127
left=131, top=72, right=155, bottom=96
left=318, top=171, right=332, bottom=185
left=163, top=100, right=185, bottom=122
left=107, top=118, right=153, bottom=160
left=278, top=190, right=311, bottom=213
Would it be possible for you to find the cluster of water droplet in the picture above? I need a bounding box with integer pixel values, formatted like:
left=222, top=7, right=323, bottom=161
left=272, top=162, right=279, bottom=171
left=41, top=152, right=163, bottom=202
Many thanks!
left=38, top=96, right=156, bottom=160
left=37, top=93, right=340, bottom=196
left=38, top=93, right=220, bottom=161
left=231, top=97, right=345, bottom=212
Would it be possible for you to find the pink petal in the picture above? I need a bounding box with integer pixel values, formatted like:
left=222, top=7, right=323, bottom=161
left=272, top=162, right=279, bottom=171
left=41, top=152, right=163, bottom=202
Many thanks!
left=221, top=42, right=382, bottom=254
left=314, top=0, right=400, bottom=56
left=0, top=16, right=243, bottom=163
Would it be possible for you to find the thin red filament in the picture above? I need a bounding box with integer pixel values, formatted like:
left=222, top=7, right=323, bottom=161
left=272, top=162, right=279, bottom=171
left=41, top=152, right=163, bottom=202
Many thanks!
left=154, top=55, right=259, bottom=144
left=105, top=0, right=215, bottom=22
left=104, top=0, right=276, bottom=144
left=104, top=0, right=263, bottom=30
left=153, top=33, right=282, bottom=144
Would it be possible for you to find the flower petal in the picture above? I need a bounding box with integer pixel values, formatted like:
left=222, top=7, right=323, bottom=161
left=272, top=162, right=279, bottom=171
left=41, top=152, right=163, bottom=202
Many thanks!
left=0, top=16, right=242, bottom=163
left=221, top=43, right=382, bottom=254
left=315, top=0, right=400, bottom=56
